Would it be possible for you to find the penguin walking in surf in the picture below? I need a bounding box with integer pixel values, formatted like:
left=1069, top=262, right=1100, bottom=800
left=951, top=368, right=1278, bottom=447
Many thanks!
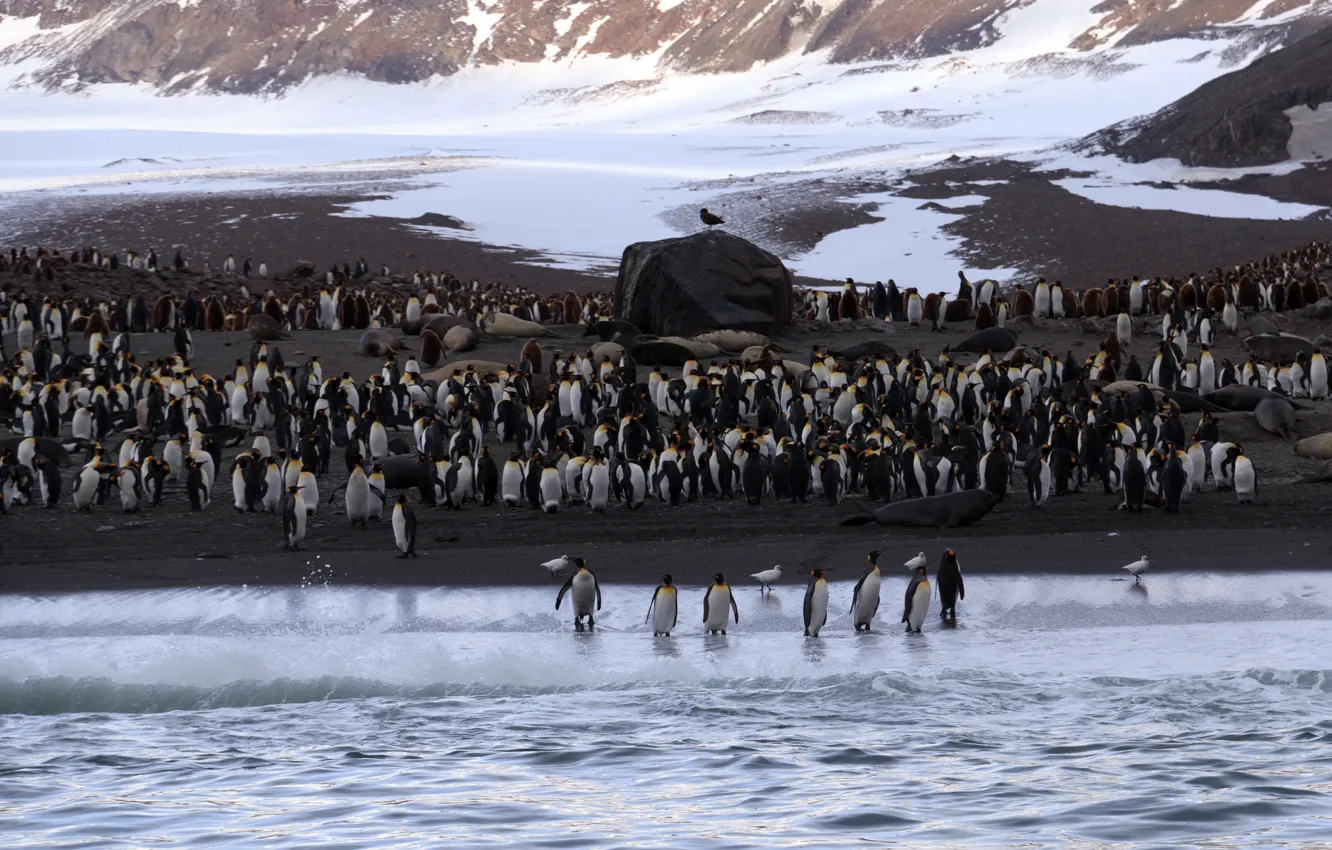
left=936, top=549, right=964, bottom=621
left=902, top=565, right=930, bottom=633
left=645, top=574, right=678, bottom=636
left=282, top=485, right=307, bottom=551
left=393, top=494, right=418, bottom=557
left=703, top=573, right=740, bottom=635
left=556, top=559, right=601, bottom=632
left=803, top=568, right=832, bottom=637
left=851, top=550, right=882, bottom=632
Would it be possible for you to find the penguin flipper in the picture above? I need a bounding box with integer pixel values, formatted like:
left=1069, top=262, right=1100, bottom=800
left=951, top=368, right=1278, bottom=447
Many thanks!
left=702, top=589, right=711, bottom=624
left=594, top=573, right=602, bottom=611
left=729, top=592, right=740, bottom=625
left=555, top=575, right=575, bottom=610
left=803, top=580, right=815, bottom=630
left=645, top=587, right=659, bottom=625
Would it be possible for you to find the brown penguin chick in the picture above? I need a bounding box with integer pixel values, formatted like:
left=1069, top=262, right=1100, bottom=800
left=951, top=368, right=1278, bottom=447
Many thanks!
left=1081, top=288, right=1103, bottom=318
left=1302, top=277, right=1318, bottom=305
left=419, top=329, right=445, bottom=367
left=1179, top=280, right=1197, bottom=310
left=1205, top=281, right=1226, bottom=311
left=151, top=294, right=174, bottom=331
left=1013, top=288, right=1034, bottom=318
left=944, top=298, right=970, bottom=322
left=1096, top=362, right=1116, bottom=383
left=563, top=291, right=582, bottom=325
left=521, top=338, right=544, bottom=374
left=838, top=280, right=861, bottom=321
left=923, top=292, right=941, bottom=325
left=973, top=301, right=995, bottom=330
left=1104, top=283, right=1120, bottom=315
left=337, top=294, right=357, bottom=329
left=263, top=296, right=285, bottom=326
left=1237, top=276, right=1258, bottom=310
left=84, top=309, right=109, bottom=339
left=1286, top=278, right=1305, bottom=310
left=1061, top=286, right=1081, bottom=319
left=204, top=298, right=225, bottom=331
left=301, top=298, right=320, bottom=330
left=421, top=301, right=441, bottom=315
left=354, top=293, right=372, bottom=329
left=1101, top=331, right=1124, bottom=371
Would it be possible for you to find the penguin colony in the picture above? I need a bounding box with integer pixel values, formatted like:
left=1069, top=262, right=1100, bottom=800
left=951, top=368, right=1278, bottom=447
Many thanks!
left=2, top=239, right=1331, bottom=541
left=553, top=548, right=965, bottom=635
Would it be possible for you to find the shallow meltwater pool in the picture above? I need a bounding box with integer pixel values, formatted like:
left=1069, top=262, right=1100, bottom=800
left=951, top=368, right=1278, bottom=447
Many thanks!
left=2, top=574, right=1331, bottom=848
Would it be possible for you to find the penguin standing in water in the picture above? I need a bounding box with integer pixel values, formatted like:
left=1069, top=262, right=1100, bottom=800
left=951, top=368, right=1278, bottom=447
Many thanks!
left=936, top=549, right=964, bottom=621
left=555, top=558, right=600, bottom=632
left=393, top=494, right=418, bottom=557
left=645, top=573, right=678, bottom=636
left=902, top=565, right=930, bottom=633
left=703, top=573, right=740, bottom=634
left=803, top=568, right=832, bottom=637
left=282, top=485, right=307, bottom=550
left=851, top=550, right=882, bottom=632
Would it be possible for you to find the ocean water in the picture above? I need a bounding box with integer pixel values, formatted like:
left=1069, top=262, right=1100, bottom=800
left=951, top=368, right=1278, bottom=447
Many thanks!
left=2, top=573, right=1332, bottom=848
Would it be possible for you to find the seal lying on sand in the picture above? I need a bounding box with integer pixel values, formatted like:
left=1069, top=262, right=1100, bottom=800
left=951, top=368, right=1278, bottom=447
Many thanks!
left=1244, top=333, right=1315, bottom=363
left=247, top=313, right=290, bottom=342
left=358, top=329, right=408, bottom=357
left=1294, top=432, right=1332, bottom=460
left=829, top=340, right=897, bottom=361
left=839, top=490, right=999, bottom=529
left=944, top=327, right=1018, bottom=354
left=483, top=311, right=557, bottom=338
left=1254, top=397, right=1298, bottom=439
left=632, top=337, right=723, bottom=367
left=693, top=330, right=780, bottom=354
left=1205, top=385, right=1304, bottom=412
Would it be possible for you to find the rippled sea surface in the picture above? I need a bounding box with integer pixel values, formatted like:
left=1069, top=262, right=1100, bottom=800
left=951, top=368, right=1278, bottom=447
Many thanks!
left=3, top=572, right=1332, bottom=848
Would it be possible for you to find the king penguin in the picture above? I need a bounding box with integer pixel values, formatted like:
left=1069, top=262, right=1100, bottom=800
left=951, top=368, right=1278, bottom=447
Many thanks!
left=703, top=573, right=740, bottom=634
left=645, top=573, right=679, bottom=636
left=282, top=485, right=307, bottom=550
left=850, top=549, right=883, bottom=632
left=803, top=568, right=832, bottom=637
left=936, top=549, right=964, bottom=621
left=902, top=565, right=930, bottom=633
left=555, top=559, right=600, bottom=632
left=393, top=494, right=418, bottom=557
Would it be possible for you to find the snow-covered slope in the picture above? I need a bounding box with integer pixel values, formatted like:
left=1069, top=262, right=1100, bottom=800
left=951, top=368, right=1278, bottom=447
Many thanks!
left=0, top=0, right=1326, bottom=95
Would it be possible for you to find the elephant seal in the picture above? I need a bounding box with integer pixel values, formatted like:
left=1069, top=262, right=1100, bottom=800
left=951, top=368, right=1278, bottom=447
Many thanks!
left=246, top=313, right=289, bottom=341
left=419, top=329, right=445, bottom=367
left=1294, top=432, right=1332, bottom=460
left=840, top=489, right=999, bottom=529
left=632, top=336, right=723, bottom=367
left=359, top=328, right=407, bottom=357
left=693, top=329, right=775, bottom=353
left=1205, top=385, right=1301, bottom=412
left=1300, top=460, right=1332, bottom=483
left=443, top=325, right=479, bottom=354
left=944, top=327, right=1019, bottom=354
left=1254, top=397, right=1298, bottom=439
left=425, top=359, right=509, bottom=381
left=584, top=318, right=641, bottom=342
left=828, top=340, right=898, bottom=362
left=483, top=311, right=557, bottom=338
left=1244, top=333, right=1315, bottom=363
left=590, top=341, right=626, bottom=363
left=423, top=314, right=478, bottom=338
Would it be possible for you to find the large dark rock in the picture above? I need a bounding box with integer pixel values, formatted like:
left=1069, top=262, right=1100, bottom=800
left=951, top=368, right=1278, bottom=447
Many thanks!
left=1088, top=21, right=1332, bottom=168
left=613, top=231, right=794, bottom=337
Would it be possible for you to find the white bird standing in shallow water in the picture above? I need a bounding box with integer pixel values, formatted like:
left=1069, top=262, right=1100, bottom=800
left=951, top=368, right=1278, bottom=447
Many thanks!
left=1122, top=556, right=1150, bottom=583
left=904, top=552, right=927, bottom=571
left=750, top=565, right=783, bottom=594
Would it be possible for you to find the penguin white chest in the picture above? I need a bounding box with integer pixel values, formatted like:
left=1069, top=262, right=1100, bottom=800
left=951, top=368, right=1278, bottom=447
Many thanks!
left=908, top=581, right=931, bottom=631
left=704, top=587, right=732, bottom=632
left=570, top=572, right=597, bottom=616
left=652, top=589, right=677, bottom=634
left=854, top=571, right=881, bottom=626
left=806, top=581, right=829, bottom=637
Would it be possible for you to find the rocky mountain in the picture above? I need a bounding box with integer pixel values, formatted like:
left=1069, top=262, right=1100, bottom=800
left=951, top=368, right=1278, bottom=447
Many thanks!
left=0, top=0, right=1328, bottom=95
left=1091, top=17, right=1332, bottom=168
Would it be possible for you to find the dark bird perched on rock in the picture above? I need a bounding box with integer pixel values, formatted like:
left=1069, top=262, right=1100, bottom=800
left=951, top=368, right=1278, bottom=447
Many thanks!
left=700, top=208, right=725, bottom=229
